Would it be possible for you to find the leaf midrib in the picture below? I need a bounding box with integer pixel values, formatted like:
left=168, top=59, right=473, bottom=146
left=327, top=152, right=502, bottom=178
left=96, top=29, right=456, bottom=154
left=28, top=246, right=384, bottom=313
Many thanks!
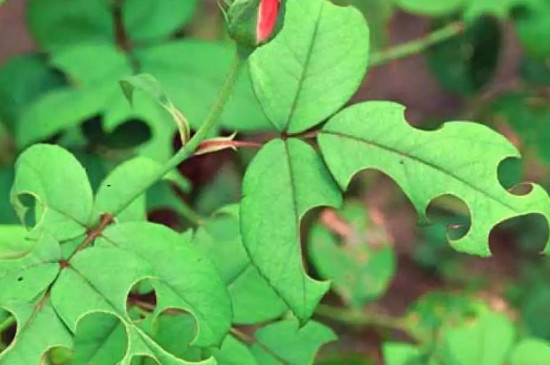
left=283, top=3, right=325, bottom=132
left=321, top=131, right=520, bottom=214
left=282, top=140, right=307, bottom=320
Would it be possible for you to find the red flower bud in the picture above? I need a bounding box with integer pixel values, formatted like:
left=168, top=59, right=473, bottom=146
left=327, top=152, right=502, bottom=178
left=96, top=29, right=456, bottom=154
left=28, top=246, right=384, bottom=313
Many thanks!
left=227, top=0, right=283, bottom=48
left=257, top=0, right=281, bottom=44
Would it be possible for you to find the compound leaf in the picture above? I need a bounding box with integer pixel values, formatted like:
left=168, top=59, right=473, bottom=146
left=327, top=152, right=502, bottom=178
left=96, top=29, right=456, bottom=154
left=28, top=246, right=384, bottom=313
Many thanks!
left=241, top=138, right=342, bottom=323
left=193, top=205, right=287, bottom=325
left=318, top=101, right=550, bottom=256
left=249, top=0, right=369, bottom=133
left=11, top=144, right=93, bottom=241
left=51, top=222, right=231, bottom=363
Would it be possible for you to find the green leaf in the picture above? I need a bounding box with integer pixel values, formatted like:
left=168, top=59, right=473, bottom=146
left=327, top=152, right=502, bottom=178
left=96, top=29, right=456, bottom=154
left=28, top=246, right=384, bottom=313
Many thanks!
left=520, top=56, right=550, bottom=86
left=426, top=17, right=501, bottom=96
left=92, top=157, right=166, bottom=223
left=382, top=343, right=425, bottom=365
left=73, top=312, right=127, bottom=365
left=488, top=92, right=550, bottom=166
left=333, top=0, right=393, bottom=51
left=208, top=336, right=257, bottom=365
left=16, top=43, right=133, bottom=148
left=316, top=354, right=375, bottom=365
left=195, top=165, right=241, bottom=216
left=122, top=0, right=198, bottom=42
left=309, top=201, right=396, bottom=307
left=0, top=54, right=65, bottom=131
left=0, top=232, right=73, bottom=364
left=250, top=320, right=336, bottom=365
left=0, top=168, right=18, bottom=224
left=27, top=0, right=114, bottom=50
left=0, top=225, right=35, bottom=259
left=136, top=41, right=270, bottom=132
left=120, top=74, right=190, bottom=145
left=241, top=138, right=342, bottom=323
left=395, top=0, right=539, bottom=19
left=464, top=0, right=536, bottom=20
left=514, top=1, right=550, bottom=60
left=249, top=0, right=369, bottom=133
left=11, top=144, right=93, bottom=241
left=509, top=339, right=550, bottom=365
left=51, top=222, right=231, bottom=357
left=405, top=291, right=485, bottom=342
left=318, top=101, right=550, bottom=256
left=438, top=311, right=515, bottom=365
left=146, top=179, right=194, bottom=222
left=193, top=205, right=287, bottom=324
left=394, top=0, right=464, bottom=16
left=139, top=313, right=203, bottom=363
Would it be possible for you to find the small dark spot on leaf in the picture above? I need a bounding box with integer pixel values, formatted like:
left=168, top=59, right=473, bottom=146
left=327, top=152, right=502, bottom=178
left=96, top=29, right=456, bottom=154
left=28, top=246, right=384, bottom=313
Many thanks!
left=399, top=160, right=404, bottom=165
left=17, top=277, right=23, bottom=282
left=106, top=184, right=112, bottom=188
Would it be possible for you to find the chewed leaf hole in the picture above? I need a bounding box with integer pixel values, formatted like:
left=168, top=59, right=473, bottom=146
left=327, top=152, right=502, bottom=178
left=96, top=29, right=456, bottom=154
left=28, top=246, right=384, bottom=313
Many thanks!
left=498, top=157, right=523, bottom=190
left=126, top=279, right=157, bottom=322
left=17, top=193, right=39, bottom=229
left=490, top=213, right=549, bottom=254
left=0, top=311, right=17, bottom=349
left=508, top=182, right=533, bottom=197
left=427, top=194, right=471, bottom=241
left=42, top=347, right=73, bottom=364
left=82, top=117, right=152, bottom=150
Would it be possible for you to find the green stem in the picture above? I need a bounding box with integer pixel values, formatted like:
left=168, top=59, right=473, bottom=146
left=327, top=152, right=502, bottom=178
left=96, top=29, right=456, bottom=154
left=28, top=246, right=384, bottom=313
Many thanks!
left=111, top=50, right=249, bottom=217
left=369, top=21, right=465, bottom=67
left=316, top=304, right=411, bottom=333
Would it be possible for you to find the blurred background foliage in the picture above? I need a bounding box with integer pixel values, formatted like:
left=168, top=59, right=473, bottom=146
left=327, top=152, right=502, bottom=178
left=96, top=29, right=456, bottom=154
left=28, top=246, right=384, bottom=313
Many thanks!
left=1, top=0, right=550, bottom=363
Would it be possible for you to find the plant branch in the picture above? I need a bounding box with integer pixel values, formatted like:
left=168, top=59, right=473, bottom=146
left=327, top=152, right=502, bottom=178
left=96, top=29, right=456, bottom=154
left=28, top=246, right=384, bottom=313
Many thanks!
left=111, top=50, right=249, bottom=217
left=68, top=214, right=114, bottom=260
left=230, top=328, right=292, bottom=365
left=369, top=21, right=465, bottom=67
left=315, top=304, right=411, bottom=334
